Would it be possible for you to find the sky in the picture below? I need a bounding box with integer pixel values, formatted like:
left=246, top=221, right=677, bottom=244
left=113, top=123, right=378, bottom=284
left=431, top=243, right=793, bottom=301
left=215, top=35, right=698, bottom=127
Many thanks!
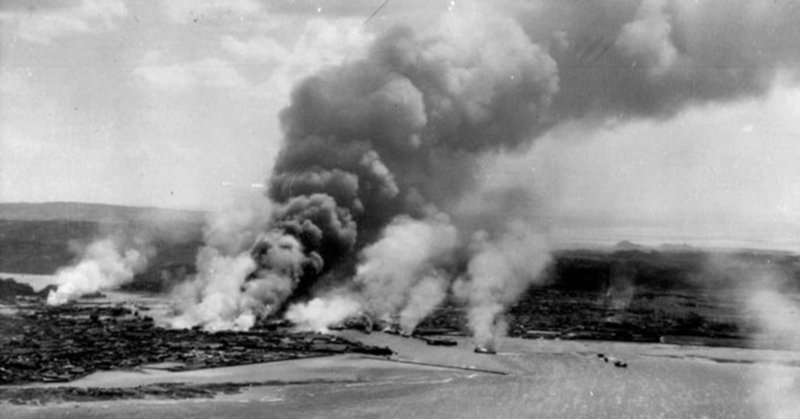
left=2, top=0, right=800, bottom=248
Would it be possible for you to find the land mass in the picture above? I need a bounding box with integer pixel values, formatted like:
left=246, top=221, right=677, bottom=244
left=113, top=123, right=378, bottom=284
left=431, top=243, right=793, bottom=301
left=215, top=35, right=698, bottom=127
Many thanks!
left=3, top=202, right=800, bottom=386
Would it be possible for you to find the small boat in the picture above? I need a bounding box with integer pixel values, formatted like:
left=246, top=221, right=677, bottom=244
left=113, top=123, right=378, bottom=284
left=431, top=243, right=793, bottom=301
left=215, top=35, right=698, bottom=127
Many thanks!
left=474, top=344, right=496, bottom=354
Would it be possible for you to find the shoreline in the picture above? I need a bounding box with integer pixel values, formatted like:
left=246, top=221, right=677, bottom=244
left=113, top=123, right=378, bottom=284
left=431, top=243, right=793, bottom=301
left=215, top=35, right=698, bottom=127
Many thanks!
left=4, top=334, right=799, bottom=418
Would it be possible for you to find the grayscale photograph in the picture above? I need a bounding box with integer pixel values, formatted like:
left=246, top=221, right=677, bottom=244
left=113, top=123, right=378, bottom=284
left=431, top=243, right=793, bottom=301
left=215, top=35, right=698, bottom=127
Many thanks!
left=2, top=1, right=800, bottom=418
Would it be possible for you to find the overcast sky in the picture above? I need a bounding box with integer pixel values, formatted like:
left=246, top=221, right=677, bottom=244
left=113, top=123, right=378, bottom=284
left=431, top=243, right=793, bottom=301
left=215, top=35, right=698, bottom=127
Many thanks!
left=2, top=0, right=800, bottom=248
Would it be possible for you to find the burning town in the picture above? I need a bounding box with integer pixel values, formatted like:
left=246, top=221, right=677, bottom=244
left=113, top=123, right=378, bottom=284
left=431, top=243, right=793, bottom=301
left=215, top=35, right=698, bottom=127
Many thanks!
left=4, top=1, right=800, bottom=418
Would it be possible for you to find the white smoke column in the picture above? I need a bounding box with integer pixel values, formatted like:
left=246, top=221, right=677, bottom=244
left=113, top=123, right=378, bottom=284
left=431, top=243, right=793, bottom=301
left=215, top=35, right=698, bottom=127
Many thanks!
left=169, top=247, right=257, bottom=330
left=705, top=257, right=800, bottom=419
left=398, top=272, right=448, bottom=333
left=355, top=214, right=458, bottom=331
left=454, top=223, right=550, bottom=349
left=47, top=238, right=150, bottom=305
left=285, top=294, right=362, bottom=333
left=744, top=278, right=800, bottom=419
left=167, top=197, right=274, bottom=330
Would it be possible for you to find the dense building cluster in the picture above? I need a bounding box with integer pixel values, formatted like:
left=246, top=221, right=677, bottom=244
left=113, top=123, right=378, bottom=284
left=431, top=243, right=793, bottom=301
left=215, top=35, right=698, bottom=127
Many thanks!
left=0, top=302, right=391, bottom=385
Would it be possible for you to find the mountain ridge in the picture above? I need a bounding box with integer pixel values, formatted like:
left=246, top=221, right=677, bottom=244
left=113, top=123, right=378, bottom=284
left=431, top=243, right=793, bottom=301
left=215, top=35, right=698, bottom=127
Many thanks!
left=0, top=202, right=206, bottom=224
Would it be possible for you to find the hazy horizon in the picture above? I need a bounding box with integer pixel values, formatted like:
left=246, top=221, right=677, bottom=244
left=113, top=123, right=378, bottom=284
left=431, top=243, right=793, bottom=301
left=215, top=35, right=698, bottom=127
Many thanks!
left=4, top=199, right=800, bottom=254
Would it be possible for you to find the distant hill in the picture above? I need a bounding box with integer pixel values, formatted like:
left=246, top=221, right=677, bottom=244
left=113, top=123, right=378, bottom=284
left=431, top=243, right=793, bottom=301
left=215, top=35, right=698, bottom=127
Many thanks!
left=0, top=202, right=205, bottom=285
left=0, top=202, right=205, bottom=224
left=615, top=240, right=647, bottom=251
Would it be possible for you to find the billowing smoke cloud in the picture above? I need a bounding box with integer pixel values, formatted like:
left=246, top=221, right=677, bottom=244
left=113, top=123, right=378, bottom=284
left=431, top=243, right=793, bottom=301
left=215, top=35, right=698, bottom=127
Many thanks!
left=47, top=238, right=152, bottom=305
left=168, top=197, right=324, bottom=331
left=260, top=13, right=559, bottom=331
left=453, top=223, right=550, bottom=349
left=517, top=0, right=800, bottom=121
left=281, top=213, right=458, bottom=334
left=270, top=14, right=558, bottom=247
left=173, top=2, right=800, bottom=337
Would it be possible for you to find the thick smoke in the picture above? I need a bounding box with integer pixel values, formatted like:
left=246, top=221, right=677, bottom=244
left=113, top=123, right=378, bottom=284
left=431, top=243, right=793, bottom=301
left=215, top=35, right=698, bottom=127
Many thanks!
left=281, top=214, right=458, bottom=334
left=270, top=15, right=558, bottom=246
left=261, top=14, right=559, bottom=334
left=173, top=2, right=800, bottom=338
left=165, top=12, right=559, bottom=331
left=518, top=0, right=800, bottom=121
left=168, top=198, right=329, bottom=331
left=47, top=238, right=152, bottom=305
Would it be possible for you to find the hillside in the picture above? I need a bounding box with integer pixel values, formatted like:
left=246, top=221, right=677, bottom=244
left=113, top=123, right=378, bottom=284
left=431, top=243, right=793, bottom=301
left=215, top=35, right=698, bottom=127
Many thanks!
left=0, top=202, right=205, bottom=224
left=0, top=202, right=204, bottom=286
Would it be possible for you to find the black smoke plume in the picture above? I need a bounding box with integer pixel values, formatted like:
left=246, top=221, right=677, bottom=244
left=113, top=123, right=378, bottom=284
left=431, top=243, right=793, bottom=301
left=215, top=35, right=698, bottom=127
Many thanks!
left=173, top=3, right=800, bottom=340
